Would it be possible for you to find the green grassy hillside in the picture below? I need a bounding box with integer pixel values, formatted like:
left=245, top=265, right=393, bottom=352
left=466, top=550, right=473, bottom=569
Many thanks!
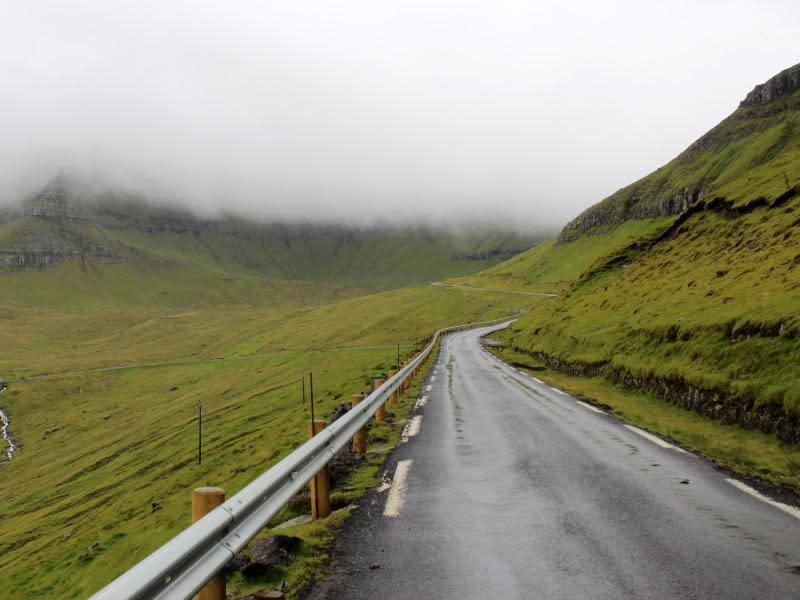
left=0, top=285, right=537, bottom=598
left=0, top=179, right=545, bottom=597
left=0, top=179, right=542, bottom=309
left=461, top=63, right=800, bottom=447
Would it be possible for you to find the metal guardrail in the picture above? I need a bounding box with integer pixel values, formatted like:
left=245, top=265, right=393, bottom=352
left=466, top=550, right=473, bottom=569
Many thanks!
left=90, top=315, right=517, bottom=600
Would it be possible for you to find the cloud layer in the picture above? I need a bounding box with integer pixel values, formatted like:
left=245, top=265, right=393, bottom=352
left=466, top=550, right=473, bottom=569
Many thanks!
left=1, top=1, right=798, bottom=228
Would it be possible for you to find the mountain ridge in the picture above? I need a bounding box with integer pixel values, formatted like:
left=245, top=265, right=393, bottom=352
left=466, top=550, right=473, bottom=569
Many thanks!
left=556, top=61, right=800, bottom=243
left=0, top=176, right=544, bottom=308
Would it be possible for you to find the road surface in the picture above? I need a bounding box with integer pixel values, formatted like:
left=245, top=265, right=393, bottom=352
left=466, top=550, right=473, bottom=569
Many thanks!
left=430, top=282, right=558, bottom=297
left=306, top=325, right=800, bottom=599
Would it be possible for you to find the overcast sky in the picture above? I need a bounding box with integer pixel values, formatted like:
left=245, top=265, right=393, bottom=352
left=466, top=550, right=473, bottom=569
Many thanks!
left=0, top=1, right=798, bottom=228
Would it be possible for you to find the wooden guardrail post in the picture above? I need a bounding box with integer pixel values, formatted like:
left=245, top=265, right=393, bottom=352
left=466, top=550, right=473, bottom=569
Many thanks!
left=387, top=370, right=397, bottom=406
left=191, top=487, right=226, bottom=600
left=308, top=420, right=330, bottom=519
left=372, top=376, right=386, bottom=421
left=351, top=393, right=367, bottom=454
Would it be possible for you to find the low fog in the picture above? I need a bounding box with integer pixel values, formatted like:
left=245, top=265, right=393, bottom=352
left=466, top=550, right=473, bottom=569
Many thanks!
left=1, top=1, right=798, bottom=229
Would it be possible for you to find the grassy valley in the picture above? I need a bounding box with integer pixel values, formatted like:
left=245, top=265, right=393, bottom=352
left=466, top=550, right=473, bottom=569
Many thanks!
left=0, top=285, right=539, bottom=598
left=0, top=179, right=547, bottom=597
left=3, top=59, right=800, bottom=600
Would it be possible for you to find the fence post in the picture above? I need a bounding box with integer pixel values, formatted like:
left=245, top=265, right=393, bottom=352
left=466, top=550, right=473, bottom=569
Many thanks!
left=308, top=420, right=330, bottom=519
left=373, top=377, right=386, bottom=422
left=191, top=487, right=226, bottom=600
left=351, top=393, right=367, bottom=454
left=387, top=370, right=397, bottom=406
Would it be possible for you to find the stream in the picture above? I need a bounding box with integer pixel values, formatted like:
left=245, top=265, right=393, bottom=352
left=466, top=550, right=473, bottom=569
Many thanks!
left=0, top=387, right=17, bottom=461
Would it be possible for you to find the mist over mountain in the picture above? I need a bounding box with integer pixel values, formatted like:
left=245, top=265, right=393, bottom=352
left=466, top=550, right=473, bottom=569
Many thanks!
left=2, top=2, right=799, bottom=228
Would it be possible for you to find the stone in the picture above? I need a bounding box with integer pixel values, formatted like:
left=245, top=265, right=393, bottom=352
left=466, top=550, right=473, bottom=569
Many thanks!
left=329, top=403, right=349, bottom=422
left=242, top=536, right=302, bottom=577
left=289, top=490, right=310, bottom=510
left=253, top=590, right=285, bottom=599
left=328, top=445, right=359, bottom=486
left=227, top=551, right=251, bottom=573
left=273, top=515, right=312, bottom=530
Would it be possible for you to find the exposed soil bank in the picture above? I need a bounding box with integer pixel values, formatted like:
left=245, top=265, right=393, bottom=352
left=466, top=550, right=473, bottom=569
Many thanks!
left=513, top=346, right=800, bottom=445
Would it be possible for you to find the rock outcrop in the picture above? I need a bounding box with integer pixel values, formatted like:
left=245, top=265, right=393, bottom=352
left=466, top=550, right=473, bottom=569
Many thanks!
left=556, top=186, right=709, bottom=244
left=740, top=63, right=800, bottom=106
left=22, top=177, right=86, bottom=221
left=515, top=347, right=800, bottom=445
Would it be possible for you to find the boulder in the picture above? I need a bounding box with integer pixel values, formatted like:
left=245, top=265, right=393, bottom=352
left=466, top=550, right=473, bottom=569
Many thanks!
left=242, top=535, right=302, bottom=577
left=328, top=445, right=360, bottom=486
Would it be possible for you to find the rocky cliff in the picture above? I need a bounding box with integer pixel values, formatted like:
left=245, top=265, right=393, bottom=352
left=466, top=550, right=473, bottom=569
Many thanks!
left=740, top=63, right=800, bottom=106
left=22, top=178, right=86, bottom=221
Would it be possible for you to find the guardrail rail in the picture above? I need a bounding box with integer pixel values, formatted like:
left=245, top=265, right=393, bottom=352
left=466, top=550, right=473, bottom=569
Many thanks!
left=91, top=315, right=517, bottom=600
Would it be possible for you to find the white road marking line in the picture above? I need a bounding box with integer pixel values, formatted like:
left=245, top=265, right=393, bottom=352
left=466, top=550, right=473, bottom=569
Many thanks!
left=623, top=425, right=688, bottom=454
left=430, top=375, right=436, bottom=382
left=415, top=395, right=429, bottom=409
left=531, top=377, right=543, bottom=384
left=384, top=459, right=413, bottom=517
left=401, top=415, right=422, bottom=442
left=405, top=415, right=422, bottom=441
left=551, top=388, right=568, bottom=396
left=425, top=385, right=432, bottom=392
left=576, top=400, right=605, bottom=414
left=726, top=478, right=800, bottom=520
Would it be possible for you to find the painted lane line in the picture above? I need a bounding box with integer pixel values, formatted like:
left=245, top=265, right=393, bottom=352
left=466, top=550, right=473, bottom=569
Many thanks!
left=430, top=375, right=436, bottom=382
left=384, top=459, right=413, bottom=517
left=401, top=414, right=421, bottom=437
left=726, top=478, right=800, bottom=520
left=425, top=385, right=432, bottom=392
left=531, top=376, right=543, bottom=384
left=576, top=400, right=605, bottom=414
left=551, top=388, right=568, bottom=396
left=623, top=424, right=688, bottom=454
left=415, top=395, right=429, bottom=409
left=401, top=415, right=423, bottom=443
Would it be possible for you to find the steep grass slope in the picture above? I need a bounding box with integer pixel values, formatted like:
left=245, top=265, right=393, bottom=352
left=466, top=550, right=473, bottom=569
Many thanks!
left=463, top=63, right=800, bottom=443
left=559, top=62, right=800, bottom=241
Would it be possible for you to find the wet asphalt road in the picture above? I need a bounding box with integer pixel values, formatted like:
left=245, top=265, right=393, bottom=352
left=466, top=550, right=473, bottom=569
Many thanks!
left=306, top=325, right=800, bottom=599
